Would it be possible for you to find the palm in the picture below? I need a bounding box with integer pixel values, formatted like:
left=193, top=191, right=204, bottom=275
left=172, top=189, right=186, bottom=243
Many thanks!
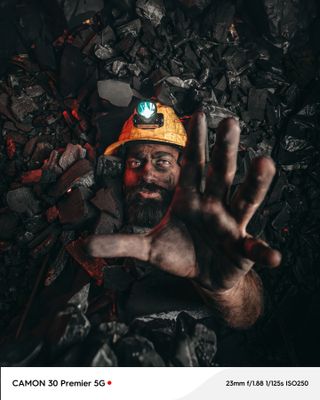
left=87, top=113, right=281, bottom=291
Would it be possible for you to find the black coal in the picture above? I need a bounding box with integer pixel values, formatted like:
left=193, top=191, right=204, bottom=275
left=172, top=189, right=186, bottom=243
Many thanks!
left=0, top=0, right=319, bottom=366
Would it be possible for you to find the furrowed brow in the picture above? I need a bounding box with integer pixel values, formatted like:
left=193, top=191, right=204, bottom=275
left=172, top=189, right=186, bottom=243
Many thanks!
left=127, top=151, right=145, bottom=159
left=152, top=152, right=175, bottom=159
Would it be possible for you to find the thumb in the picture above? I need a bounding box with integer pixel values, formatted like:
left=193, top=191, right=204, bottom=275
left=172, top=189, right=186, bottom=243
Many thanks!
left=86, top=234, right=151, bottom=261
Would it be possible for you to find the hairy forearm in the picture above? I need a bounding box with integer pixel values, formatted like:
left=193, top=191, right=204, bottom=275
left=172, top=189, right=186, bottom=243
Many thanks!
left=192, top=270, right=264, bottom=329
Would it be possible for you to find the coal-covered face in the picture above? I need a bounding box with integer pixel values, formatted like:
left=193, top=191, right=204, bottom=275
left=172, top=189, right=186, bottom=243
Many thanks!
left=123, top=142, right=181, bottom=228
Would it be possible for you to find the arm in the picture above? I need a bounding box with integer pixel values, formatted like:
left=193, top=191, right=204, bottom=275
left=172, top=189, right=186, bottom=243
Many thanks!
left=193, top=270, right=263, bottom=329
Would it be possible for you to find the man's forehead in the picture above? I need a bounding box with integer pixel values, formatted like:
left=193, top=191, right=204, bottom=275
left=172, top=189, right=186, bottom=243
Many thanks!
left=126, top=142, right=180, bottom=158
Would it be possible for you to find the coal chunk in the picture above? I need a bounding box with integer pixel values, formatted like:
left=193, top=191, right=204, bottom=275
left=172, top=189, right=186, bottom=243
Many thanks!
left=98, top=321, right=129, bottom=345
left=46, top=304, right=91, bottom=358
left=59, top=0, right=104, bottom=28
left=173, top=312, right=217, bottom=366
left=96, top=155, right=123, bottom=179
left=49, top=159, right=93, bottom=199
left=248, top=88, right=268, bottom=121
left=94, top=212, right=122, bottom=235
left=117, top=19, right=142, bottom=38
left=178, top=0, right=211, bottom=10
left=10, top=95, right=38, bottom=122
left=30, top=142, right=54, bottom=168
left=130, top=317, right=176, bottom=361
left=58, top=144, right=87, bottom=171
left=204, top=105, right=237, bottom=128
left=201, top=0, right=235, bottom=42
left=57, top=187, right=95, bottom=227
left=6, top=187, right=41, bottom=216
left=90, top=186, right=122, bottom=218
left=84, top=342, right=118, bottom=367
left=136, top=0, right=165, bottom=27
left=94, top=44, right=116, bottom=60
left=115, top=335, right=165, bottom=366
left=245, top=0, right=317, bottom=46
left=97, top=80, right=133, bottom=107
left=68, top=283, right=90, bottom=313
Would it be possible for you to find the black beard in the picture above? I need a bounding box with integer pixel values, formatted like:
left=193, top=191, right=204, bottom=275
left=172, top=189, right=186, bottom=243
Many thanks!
left=124, top=183, right=173, bottom=228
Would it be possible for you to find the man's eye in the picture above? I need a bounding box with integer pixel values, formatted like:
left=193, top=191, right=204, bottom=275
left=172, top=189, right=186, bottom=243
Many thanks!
left=128, top=160, right=141, bottom=168
left=156, top=159, right=171, bottom=168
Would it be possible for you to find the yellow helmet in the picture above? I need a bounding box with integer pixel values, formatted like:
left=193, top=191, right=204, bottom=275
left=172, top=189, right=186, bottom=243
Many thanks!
left=104, top=101, right=187, bottom=155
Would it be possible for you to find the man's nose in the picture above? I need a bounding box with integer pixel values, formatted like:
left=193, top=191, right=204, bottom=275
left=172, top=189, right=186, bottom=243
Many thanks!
left=141, top=161, right=158, bottom=183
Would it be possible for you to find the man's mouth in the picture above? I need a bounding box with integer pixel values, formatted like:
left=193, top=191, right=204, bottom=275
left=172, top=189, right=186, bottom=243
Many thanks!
left=138, top=190, right=162, bottom=199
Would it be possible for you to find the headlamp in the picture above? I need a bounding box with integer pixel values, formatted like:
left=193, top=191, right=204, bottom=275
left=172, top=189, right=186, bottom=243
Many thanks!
left=133, top=100, right=164, bottom=129
left=137, top=101, right=156, bottom=119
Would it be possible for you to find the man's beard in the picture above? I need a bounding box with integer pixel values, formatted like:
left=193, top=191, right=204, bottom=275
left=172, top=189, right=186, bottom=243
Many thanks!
left=124, top=183, right=174, bottom=228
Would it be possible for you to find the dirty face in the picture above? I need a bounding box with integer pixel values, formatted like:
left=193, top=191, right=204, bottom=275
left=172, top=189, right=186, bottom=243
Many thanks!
left=123, top=142, right=181, bottom=228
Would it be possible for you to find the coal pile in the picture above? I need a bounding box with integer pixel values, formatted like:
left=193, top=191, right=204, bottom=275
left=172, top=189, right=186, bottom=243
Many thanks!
left=0, top=0, right=320, bottom=366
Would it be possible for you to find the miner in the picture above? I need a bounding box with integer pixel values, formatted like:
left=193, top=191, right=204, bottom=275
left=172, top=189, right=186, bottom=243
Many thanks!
left=87, top=101, right=281, bottom=329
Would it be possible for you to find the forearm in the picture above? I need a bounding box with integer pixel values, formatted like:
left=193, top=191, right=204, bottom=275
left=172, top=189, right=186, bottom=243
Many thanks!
left=192, top=270, right=264, bottom=329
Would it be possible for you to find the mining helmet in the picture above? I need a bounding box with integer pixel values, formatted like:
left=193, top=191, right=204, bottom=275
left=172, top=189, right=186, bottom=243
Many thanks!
left=104, top=101, right=187, bottom=155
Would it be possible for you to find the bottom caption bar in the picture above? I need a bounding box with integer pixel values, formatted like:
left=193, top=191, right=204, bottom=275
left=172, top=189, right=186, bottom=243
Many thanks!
left=1, top=367, right=320, bottom=400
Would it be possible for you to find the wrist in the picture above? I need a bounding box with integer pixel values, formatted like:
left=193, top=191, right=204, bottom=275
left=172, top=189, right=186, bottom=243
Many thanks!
left=192, top=271, right=264, bottom=329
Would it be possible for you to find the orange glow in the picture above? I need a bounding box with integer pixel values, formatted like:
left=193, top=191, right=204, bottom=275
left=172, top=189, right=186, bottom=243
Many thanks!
left=83, top=18, right=93, bottom=25
left=71, top=109, right=80, bottom=120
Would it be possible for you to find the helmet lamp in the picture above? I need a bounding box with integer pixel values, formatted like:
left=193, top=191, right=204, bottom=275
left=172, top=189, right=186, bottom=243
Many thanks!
left=133, top=100, right=164, bottom=129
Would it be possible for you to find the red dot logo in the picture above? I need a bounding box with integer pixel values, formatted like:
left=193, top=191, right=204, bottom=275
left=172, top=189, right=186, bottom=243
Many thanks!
left=107, top=381, right=112, bottom=385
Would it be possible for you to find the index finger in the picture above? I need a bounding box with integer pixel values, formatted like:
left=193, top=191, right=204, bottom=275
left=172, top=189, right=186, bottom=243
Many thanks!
left=86, top=234, right=151, bottom=260
left=205, top=117, right=240, bottom=199
left=179, top=111, right=207, bottom=191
